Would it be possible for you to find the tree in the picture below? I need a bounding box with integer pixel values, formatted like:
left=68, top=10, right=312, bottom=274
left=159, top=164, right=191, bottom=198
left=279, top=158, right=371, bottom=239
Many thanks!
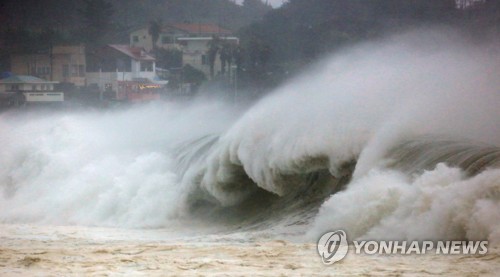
left=219, top=41, right=233, bottom=75
left=456, top=0, right=500, bottom=34
left=148, top=19, right=162, bottom=56
left=80, top=0, right=114, bottom=46
left=233, top=45, right=244, bottom=70
left=206, top=35, right=221, bottom=79
left=183, top=64, right=206, bottom=85
left=155, top=48, right=183, bottom=69
left=242, top=0, right=273, bottom=21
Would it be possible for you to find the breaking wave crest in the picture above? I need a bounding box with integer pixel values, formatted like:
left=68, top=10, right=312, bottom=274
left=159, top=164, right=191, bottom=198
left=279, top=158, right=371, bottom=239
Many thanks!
left=308, top=140, right=500, bottom=243
left=1, top=30, right=499, bottom=243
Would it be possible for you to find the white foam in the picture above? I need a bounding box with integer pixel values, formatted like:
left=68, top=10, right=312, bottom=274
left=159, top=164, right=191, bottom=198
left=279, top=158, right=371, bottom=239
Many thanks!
left=197, top=29, right=500, bottom=204
left=308, top=164, right=500, bottom=243
left=0, top=101, right=240, bottom=227
left=1, top=29, right=499, bottom=244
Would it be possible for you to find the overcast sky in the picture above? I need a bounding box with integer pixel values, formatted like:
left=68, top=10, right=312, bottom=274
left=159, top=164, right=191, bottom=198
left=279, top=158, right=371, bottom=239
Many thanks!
left=236, top=0, right=285, bottom=8
left=264, top=0, right=285, bottom=8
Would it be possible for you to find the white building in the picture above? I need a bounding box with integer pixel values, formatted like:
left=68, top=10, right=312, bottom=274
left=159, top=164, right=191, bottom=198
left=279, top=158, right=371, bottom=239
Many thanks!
left=0, top=75, right=63, bottom=105
left=86, top=45, right=166, bottom=93
left=129, top=23, right=238, bottom=79
left=178, top=37, right=239, bottom=78
left=130, top=23, right=233, bottom=52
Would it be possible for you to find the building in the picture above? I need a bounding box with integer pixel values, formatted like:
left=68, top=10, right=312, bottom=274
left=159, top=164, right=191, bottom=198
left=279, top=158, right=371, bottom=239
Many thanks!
left=10, top=45, right=86, bottom=87
left=52, top=45, right=86, bottom=86
left=10, top=54, right=51, bottom=81
left=130, top=23, right=237, bottom=79
left=0, top=75, right=63, bottom=106
left=130, top=24, right=184, bottom=52
left=130, top=23, right=233, bottom=52
left=116, top=80, right=162, bottom=102
left=179, top=36, right=239, bottom=78
left=86, top=44, right=166, bottom=101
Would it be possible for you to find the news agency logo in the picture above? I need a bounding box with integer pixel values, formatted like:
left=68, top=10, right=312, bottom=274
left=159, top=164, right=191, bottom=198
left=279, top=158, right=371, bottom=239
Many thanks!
left=317, top=230, right=349, bottom=264
left=318, top=230, right=489, bottom=265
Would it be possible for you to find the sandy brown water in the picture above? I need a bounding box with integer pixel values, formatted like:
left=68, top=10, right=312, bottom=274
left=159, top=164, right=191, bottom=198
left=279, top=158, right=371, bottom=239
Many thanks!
left=1, top=224, right=499, bottom=276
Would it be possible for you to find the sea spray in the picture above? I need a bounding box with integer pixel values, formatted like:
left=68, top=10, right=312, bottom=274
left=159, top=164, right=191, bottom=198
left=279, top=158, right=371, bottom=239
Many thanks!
left=1, top=29, right=499, bottom=243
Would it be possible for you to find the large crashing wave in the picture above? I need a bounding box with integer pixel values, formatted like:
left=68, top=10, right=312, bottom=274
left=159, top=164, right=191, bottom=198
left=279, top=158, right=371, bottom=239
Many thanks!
left=1, top=29, right=499, bottom=242
left=307, top=141, right=500, bottom=243
left=178, top=30, right=500, bottom=242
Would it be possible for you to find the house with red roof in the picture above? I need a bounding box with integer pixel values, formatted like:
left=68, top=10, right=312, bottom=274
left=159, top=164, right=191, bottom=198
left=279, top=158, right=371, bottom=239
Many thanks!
left=130, top=23, right=232, bottom=52
left=86, top=45, right=167, bottom=102
left=130, top=23, right=238, bottom=79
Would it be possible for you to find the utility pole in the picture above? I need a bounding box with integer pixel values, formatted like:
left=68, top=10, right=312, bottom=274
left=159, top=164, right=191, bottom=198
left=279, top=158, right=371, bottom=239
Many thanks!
left=49, top=43, right=54, bottom=81
left=231, top=64, right=238, bottom=103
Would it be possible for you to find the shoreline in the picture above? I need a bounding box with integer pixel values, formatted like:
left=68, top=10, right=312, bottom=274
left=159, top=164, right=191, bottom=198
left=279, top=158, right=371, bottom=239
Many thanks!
left=1, top=224, right=498, bottom=276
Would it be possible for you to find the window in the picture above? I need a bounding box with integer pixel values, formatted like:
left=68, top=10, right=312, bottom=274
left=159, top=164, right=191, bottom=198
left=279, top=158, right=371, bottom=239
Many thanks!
left=32, top=85, right=36, bottom=91
left=63, top=65, right=69, bottom=78
left=78, top=65, right=85, bottom=77
left=161, top=36, right=173, bottom=44
left=71, top=65, right=78, bottom=77
left=140, top=61, right=153, bottom=72
left=133, top=35, right=139, bottom=43
left=202, top=55, right=207, bottom=65
left=36, top=67, right=50, bottom=75
left=117, top=59, right=126, bottom=72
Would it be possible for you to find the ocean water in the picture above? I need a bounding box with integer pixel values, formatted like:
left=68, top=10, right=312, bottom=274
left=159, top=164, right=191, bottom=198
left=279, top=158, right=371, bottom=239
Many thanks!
left=1, top=29, right=499, bottom=247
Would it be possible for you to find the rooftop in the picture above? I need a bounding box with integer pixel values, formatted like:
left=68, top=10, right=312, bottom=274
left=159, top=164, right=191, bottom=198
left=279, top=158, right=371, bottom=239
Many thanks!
left=171, top=23, right=232, bottom=35
left=108, top=45, right=155, bottom=61
left=177, top=36, right=239, bottom=41
left=0, top=75, right=57, bottom=84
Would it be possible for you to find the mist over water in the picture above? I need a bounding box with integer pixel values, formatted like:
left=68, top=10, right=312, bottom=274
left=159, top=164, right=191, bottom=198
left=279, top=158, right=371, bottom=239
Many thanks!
left=0, top=102, right=242, bottom=228
left=1, top=29, right=499, bottom=243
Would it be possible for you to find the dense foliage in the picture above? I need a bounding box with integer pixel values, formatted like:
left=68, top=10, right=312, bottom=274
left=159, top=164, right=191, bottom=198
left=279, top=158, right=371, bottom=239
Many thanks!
left=236, top=0, right=500, bottom=90
left=0, top=0, right=498, bottom=92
